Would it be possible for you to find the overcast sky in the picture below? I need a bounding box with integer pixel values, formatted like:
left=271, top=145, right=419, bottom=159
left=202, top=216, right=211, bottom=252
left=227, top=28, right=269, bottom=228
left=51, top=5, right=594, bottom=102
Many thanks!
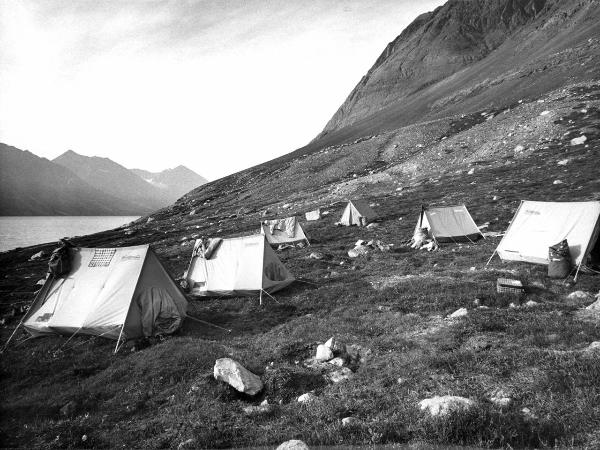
left=0, top=0, right=444, bottom=180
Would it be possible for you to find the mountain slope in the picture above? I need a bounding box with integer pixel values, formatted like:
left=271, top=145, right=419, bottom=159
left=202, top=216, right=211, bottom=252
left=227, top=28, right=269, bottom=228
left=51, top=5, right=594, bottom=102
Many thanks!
left=131, top=165, right=207, bottom=203
left=53, top=150, right=169, bottom=212
left=314, top=0, right=600, bottom=145
left=0, top=143, right=136, bottom=215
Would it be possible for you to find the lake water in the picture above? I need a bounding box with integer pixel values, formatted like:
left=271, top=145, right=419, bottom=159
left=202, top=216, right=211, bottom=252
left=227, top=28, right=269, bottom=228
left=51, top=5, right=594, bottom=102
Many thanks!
left=0, top=216, right=139, bottom=252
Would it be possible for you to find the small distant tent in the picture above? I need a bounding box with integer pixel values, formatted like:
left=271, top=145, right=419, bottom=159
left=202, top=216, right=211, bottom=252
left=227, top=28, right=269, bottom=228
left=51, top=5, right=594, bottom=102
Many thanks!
left=340, top=200, right=379, bottom=226
left=416, top=205, right=483, bottom=243
left=22, top=245, right=187, bottom=342
left=494, top=200, right=600, bottom=268
left=261, top=216, right=310, bottom=247
left=305, top=208, right=321, bottom=221
left=186, top=234, right=294, bottom=297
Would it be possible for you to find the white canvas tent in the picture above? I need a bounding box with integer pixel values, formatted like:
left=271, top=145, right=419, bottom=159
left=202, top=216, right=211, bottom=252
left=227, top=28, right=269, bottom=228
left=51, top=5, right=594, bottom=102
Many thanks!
left=261, top=216, right=310, bottom=247
left=495, top=200, right=600, bottom=267
left=339, top=200, right=378, bottom=226
left=22, top=245, right=188, bottom=342
left=416, top=205, right=483, bottom=243
left=186, top=234, right=294, bottom=297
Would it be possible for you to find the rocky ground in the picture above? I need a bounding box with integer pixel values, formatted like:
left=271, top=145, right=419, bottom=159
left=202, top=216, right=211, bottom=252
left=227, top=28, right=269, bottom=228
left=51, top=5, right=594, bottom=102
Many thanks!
left=1, top=81, right=600, bottom=448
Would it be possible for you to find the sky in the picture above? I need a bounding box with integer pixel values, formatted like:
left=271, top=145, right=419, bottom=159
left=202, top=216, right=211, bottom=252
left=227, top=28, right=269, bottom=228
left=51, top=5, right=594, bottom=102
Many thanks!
left=0, top=0, right=444, bottom=180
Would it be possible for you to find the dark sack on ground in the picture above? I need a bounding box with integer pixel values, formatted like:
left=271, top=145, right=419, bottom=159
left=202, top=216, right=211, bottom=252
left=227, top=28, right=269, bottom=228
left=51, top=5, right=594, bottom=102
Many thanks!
left=48, top=244, right=72, bottom=277
left=548, top=239, right=571, bottom=278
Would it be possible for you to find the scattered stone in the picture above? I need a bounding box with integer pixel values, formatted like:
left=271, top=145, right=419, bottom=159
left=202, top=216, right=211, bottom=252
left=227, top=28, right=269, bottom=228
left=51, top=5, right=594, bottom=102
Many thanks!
left=36, top=278, right=46, bottom=285
left=540, top=110, right=551, bottom=116
left=297, top=392, right=316, bottom=403
left=324, top=337, right=346, bottom=355
left=60, top=400, right=77, bottom=417
left=553, top=180, right=563, bottom=185
left=524, top=300, right=539, bottom=308
left=568, top=291, right=594, bottom=302
left=309, top=252, right=324, bottom=260
left=29, top=250, right=47, bottom=261
left=327, top=357, right=345, bottom=367
left=570, top=135, right=587, bottom=146
left=328, top=367, right=353, bottom=383
left=282, top=203, right=291, bottom=209
left=557, top=159, right=569, bottom=165
left=513, top=145, right=525, bottom=153
left=189, top=209, right=196, bottom=216
left=348, top=245, right=370, bottom=258
left=509, top=302, right=519, bottom=309
left=583, top=341, right=600, bottom=353
left=243, top=399, right=273, bottom=415
left=366, top=222, right=379, bottom=229
left=467, top=168, right=475, bottom=175
left=447, top=308, right=468, bottom=319
left=177, top=438, right=196, bottom=449
left=213, top=358, right=263, bottom=396
left=276, top=440, right=309, bottom=450
left=315, top=344, right=333, bottom=362
left=342, top=417, right=358, bottom=426
left=419, top=395, right=476, bottom=417
left=521, top=407, right=538, bottom=421
left=146, top=217, right=154, bottom=224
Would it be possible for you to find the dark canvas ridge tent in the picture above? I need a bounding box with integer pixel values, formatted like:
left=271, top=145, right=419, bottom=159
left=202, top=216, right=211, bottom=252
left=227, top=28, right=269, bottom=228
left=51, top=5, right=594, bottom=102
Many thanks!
left=261, top=216, right=310, bottom=247
left=22, top=245, right=188, bottom=346
left=416, top=204, right=483, bottom=243
left=493, top=200, right=600, bottom=273
left=186, top=234, right=294, bottom=297
left=339, top=199, right=378, bottom=226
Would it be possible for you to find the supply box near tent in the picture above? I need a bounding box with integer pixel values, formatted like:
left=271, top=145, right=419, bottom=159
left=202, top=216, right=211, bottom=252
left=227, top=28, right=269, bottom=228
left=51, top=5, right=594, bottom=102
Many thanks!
left=416, top=204, right=483, bottom=243
left=186, top=234, right=294, bottom=297
left=339, top=199, right=378, bottom=226
left=23, top=245, right=188, bottom=341
left=261, top=216, right=310, bottom=247
left=495, top=200, right=600, bottom=267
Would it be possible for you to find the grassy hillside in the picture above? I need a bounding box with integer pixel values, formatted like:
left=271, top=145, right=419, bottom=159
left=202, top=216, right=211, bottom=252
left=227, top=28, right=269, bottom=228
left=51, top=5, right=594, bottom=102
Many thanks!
left=1, top=81, right=599, bottom=448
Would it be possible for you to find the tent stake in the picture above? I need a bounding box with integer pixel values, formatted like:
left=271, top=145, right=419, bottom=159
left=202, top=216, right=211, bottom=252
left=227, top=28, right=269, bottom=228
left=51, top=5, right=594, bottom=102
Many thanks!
left=485, top=249, right=497, bottom=267
left=186, top=315, right=231, bottom=333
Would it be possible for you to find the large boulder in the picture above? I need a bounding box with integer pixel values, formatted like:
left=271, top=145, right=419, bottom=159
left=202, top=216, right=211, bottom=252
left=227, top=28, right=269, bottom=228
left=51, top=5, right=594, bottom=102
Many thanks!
left=213, top=358, right=263, bottom=395
left=324, top=337, right=346, bottom=355
left=276, top=440, right=309, bottom=450
left=419, top=395, right=476, bottom=417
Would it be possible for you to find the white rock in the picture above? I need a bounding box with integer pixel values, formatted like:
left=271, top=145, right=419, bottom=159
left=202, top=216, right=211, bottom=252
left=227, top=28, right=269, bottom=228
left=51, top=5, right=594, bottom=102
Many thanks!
left=448, top=308, right=468, bottom=319
left=276, top=440, right=309, bottom=450
left=342, top=417, right=358, bottom=426
left=419, top=395, right=476, bottom=417
left=557, top=159, right=569, bottom=165
left=568, top=291, right=594, bottom=301
left=213, top=358, right=263, bottom=395
left=521, top=407, right=538, bottom=420
left=29, top=251, right=46, bottom=261
left=514, top=145, right=525, bottom=153
left=490, top=396, right=512, bottom=407
left=585, top=299, right=600, bottom=310
left=570, top=136, right=587, bottom=146
left=524, top=300, right=539, bottom=308
left=348, top=246, right=370, bottom=258
left=36, top=278, right=46, bottom=285
left=324, top=337, right=346, bottom=355
left=328, top=367, right=353, bottom=383
left=297, top=392, right=316, bottom=403
left=309, top=252, right=324, bottom=260
left=540, top=110, right=550, bottom=116
left=354, top=239, right=366, bottom=247
left=315, top=344, right=333, bottom=361
left=553, top=180, right=563, bottom=185
left=327, top=357, right=345, bottom=367
left=583, top=341, right=600, bottom=353
left=467, top=168, right=475, bottom=175
left=366, top=223, right=379, bottom=229
left=146, top=217, right=154, bottom=223
left=282, top=203, right=291, bottom=209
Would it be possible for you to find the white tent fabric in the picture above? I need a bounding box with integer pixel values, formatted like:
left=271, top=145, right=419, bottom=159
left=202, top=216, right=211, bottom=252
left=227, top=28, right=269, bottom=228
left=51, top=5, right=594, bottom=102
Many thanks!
left=186, top=234, right=294, bottom=297
left=496, top=200, right=600, bottom=266
left=305, top=209, right=321, bottom=221
left=261, top=216, right=309, bottom=246
left=416, top=205, right=483, bottom=243
left=339, top=200, right=378, bottom=226
left=23, top=246, right=187, bottom=340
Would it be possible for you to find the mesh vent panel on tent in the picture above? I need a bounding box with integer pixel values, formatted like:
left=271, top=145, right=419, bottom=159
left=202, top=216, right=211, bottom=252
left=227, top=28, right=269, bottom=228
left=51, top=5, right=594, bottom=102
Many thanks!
left=89, top=248, right=116, bottom=267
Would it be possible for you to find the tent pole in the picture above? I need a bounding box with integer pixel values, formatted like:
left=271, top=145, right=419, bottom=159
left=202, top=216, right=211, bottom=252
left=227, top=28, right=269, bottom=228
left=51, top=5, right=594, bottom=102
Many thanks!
left=419, top=205, right=425, bottom=228
left=485, top=249, right=497, bottom=267
left=114, top=324, right=125, bottom=354
left=573, top=261, right=583, bottom=283
left=259, top=289, right=263, bottom=306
